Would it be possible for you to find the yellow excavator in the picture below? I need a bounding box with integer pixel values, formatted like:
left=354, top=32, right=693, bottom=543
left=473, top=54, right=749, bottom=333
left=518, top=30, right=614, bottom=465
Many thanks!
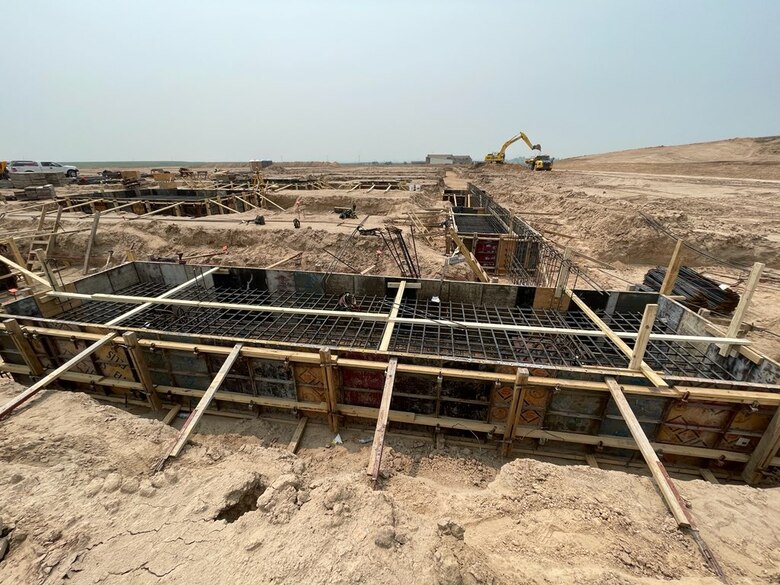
left=484, top=131, right=541, bottom=164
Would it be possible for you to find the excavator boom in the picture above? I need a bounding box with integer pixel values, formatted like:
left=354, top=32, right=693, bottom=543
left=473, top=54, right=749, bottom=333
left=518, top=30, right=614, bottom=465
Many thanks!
left=485, top=131, right=541, bottom=163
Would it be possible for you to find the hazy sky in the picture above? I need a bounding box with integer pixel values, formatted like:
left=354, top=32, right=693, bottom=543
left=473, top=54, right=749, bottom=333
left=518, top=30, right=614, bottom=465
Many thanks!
left=2, top=1, right=778, bottom=162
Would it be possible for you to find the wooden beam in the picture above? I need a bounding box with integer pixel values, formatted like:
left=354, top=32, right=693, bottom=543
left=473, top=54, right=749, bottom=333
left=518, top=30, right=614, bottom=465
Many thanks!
left=3, top=325, right=776, bottom=403
left=287, top=417, right=308, bottom=453
left=447, top=228, right=490, bottom=282
left=699, top=468, right=719, bottom=484
left=569, top=291, right=668, bottom=387
left=742, top=405, right=780, bottom=484
left=0, top=333, right=117, bottom=419
left=605, top=377, right=690, bottom=527
left=379, top=280, right=406, bottom=351
left=264, top=252, right=302, bottom=269
left=585, top=453, right=600, bottom=469
left=554, top=248, right=572, bottom=298
left=135, top=201, right=182, bottom=219
left=501, top=367, right=529, bottom=456
left=82, top=211, right=101, bottom=275
left=628, top=303, right=658, bottom=370
left=35, top=250, right=60, bottom=291
left=46, top=289, right=748, bottom=347
left=0, top=251, right=51, bottom=288
left=161, top=343, right=243, bottom=463
left=720, top=262, right=764, bottom=357
left=319, top=348, right=340, bottom=432
left=103, top=266, right=220, bottom=326
left=659, top=239, right=684, bottom=295
left=162, top=404, right=182, bottom=425
left=122, top=331, right=162, bottom=412
left=367, top=358, right=398, bottom=486
left=2, top=319, right=44, bottom=377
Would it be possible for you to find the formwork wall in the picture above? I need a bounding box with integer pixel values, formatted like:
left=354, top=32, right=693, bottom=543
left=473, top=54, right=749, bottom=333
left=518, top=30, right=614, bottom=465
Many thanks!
left=1, top=262, right=779, bottom=480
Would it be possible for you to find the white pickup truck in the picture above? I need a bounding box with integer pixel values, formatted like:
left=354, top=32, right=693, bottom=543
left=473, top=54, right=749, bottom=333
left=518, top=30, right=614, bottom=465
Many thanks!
left=8, top=160, right=79, bottom=177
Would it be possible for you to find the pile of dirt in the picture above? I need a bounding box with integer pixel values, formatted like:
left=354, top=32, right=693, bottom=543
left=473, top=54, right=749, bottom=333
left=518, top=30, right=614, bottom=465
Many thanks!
left=556, top=136, right=780, bottom=180
left=1, top=380, right=780, bottom=584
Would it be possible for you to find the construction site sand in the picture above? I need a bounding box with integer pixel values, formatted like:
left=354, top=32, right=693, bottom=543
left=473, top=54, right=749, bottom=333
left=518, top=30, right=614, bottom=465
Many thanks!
left=2, top=379, right=780, bottom=585
left=2, top=142, right=780, bottom=583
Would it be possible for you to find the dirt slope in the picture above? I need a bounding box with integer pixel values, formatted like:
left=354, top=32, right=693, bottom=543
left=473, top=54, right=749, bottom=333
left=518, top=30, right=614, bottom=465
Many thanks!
left=1, top=380, right=780, bottom=584
left=556, top=136, right=780, bottom=180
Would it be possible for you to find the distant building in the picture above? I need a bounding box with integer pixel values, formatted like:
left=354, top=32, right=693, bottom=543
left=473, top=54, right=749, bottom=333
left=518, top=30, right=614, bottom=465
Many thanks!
left=425, top=154, right=472, bottom=165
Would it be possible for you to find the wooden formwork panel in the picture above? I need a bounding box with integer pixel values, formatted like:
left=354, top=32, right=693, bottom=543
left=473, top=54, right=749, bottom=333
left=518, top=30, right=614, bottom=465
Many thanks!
left=293, top=363, right=327, bottom=404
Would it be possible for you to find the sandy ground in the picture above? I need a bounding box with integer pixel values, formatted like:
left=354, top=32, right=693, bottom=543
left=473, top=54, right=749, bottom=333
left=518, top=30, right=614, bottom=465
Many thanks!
left=1, top=141, right=780, bottom=583
left=2, top=379, right=780, bottom=585
left=556, top=136, right=780, bottom=180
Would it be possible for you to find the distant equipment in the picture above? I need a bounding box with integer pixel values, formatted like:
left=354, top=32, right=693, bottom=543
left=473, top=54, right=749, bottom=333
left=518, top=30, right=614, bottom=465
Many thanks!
left=525, top=154, right=554, bottom=171
left=484, top=131, right=540, bottom=164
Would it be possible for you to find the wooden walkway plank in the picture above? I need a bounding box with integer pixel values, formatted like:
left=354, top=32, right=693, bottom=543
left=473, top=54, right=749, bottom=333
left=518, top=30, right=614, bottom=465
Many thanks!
left=367, top=358, right=398, bottom=486
left=605, top=377, right=690, bottom=527
left=0, top=333, right=117, bottom=419
left=288, top=417, right=309, bottom=454
left=165, top=343, right=243, bottom=461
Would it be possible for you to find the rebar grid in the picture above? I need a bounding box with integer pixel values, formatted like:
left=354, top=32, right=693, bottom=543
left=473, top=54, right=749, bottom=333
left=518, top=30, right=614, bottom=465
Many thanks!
left=55, top=282, right=735, bottom=380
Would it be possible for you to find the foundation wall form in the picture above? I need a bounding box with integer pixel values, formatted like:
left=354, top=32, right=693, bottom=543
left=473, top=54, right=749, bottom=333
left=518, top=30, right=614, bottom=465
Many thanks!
left=1, top=262, right=779, bottom=480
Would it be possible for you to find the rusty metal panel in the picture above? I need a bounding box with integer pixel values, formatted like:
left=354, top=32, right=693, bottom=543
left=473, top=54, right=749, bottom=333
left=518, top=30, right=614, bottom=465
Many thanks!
left=656, top=401, right=733, bottom=448
left=440, top=378, right=491, bottom=421
left=717, top=408, right=773, bottom=452
left=51, top=338, right=97, bottom=375
left=392, top=373, right=436, bottom=415
left=545, top=390, right=604, bottom=434
left=92, top=342, right=134, bottom=383
left=340, top=366, right=383, bottom=408
left=247, top=358, right=295, bottom=399
left=601, top=395, right=668, bottom=440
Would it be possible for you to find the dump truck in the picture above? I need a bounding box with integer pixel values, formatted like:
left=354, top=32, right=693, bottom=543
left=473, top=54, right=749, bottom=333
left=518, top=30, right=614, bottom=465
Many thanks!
left=484, top=131, right=540, bottom=164
left=525, top=154, right=553, bottom=171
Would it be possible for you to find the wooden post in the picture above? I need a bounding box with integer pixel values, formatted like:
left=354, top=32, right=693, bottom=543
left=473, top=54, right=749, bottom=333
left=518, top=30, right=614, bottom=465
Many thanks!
left=122, top=331, right=162, bottom=412
left=367, top=358, right=398, bottom=486
left=162, top=404, right=181, bottom=425
left=742, top=406, right=780, bottom=484
left=3, top=319, right=44, bottom=377
left=287, top=417, right=308, bottom=453
left=501, top=367, right=529, bottom=456
left=447, top=228, right=489, bottom=283
left=554, top=248, right=572, bottom=299
left=0, top=333, right=117, bottom=419
left=161, top=343, right=243, bottom=462
left=659, top=239, right=684, bottom=295
left=0, top=251, right=51, bottom=288
left=83, top=211, right=101, bottom=275
left=2, top=239, right=37, bottom=287
left=720, top=262, right=764, bottom=357
left=35, top=250, right=61, bottom=291
left=319, top=348, right=340, bottom=432
left=569, top=290, right=668, bottom=388
left=629, top=304, right=658, bottom=370
left=379, top=281, right=406, bottom=351
left=605, top=377, right=690, bottom=527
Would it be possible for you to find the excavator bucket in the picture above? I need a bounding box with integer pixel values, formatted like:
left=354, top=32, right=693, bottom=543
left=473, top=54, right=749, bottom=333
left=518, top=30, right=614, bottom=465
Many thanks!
left=532, top=144, right=541, bottom=151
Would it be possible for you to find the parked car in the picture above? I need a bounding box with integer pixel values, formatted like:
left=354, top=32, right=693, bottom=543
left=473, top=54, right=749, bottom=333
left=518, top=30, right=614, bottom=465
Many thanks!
left=8, top=160, right=79, bottom=177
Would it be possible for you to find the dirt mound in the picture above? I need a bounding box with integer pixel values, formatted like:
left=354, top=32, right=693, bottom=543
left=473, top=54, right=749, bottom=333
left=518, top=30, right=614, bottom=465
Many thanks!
left=560, top=136, right=780, bottom=166
left=1, top=380, right=779, bottom=584
left=556, top=137, right=780, bottom=180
